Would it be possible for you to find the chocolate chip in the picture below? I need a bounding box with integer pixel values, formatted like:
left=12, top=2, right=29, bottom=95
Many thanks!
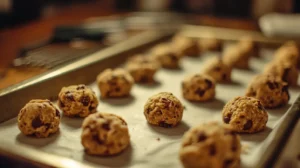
left=257, top=102, right=264, bottom=110
left=102, top=122, right=110, bottom=131
left=158, top=121, right=173, bottom=128
left=223, top=159, right=233, bottom=168
left=115, top=87, right=120, bottom=92
left=195, top=88, right=205, bottom=97
left=89, top=106, right=95, bottom=112
left=92, top=135, right=104, bottom=144
left=205, top=79, right=213, bottom=89
left=59, top=100, right=65, bottom=107
left=223, top=114, right=232, bottom=123
left=267, top=82, right=278, bottom=90
left=267, top=82, right=275, bottom=90
left=282, top=68, right=290, bottom=82
left=140, top=76, right=149, bottom=83
left=80, top=96, right=90, bottom=106
left=76, top=85, right=85, bottom=90
left=55, top=110, right=60, bottom=118
left=239, top=115, right=245, bottom=118
left=209, top=144, right=216, bottom=156
left=282, top=84, right=290, bottom=100
left=214, top=67, right=221, bottom=71
left=65, top=93, right=75, bottom=101
left=44, top=123, right=51, bottom=130
left=170, top=54, right=178, bottom=61
left=198, top=133, right=207, bottom=142
left=222, top=74, right=227, bottom=80
left=243, top=120, right=253, bottom=130
left=32, top=116, right=43, bottom=128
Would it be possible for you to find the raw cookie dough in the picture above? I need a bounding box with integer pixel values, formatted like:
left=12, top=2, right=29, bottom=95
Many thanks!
left=18, top=99, right=60, bottom=138
left=144, top=92, right=184, bottom=128
left=180, top=122, right=241, bottom=168
left=151, top=43, right=182, bottom=69
left=222, top=44, right=251, bottom=69
left=222, top=96, right=268, bottom=133
left=58, top=84, right=98, bottom=117
left=182, top=74, right=216, bottom=101
left=96, top=68, right=134, bottom=98
left=238, top=36, right=259, bottom=57
left=126, top=55, right=160, bottom=83
left=81, top=112, right=130, bottom=155
left=245, top=75, right=290, bottom=108
left=172, top=36, right=200, bottom=57
left=202, top=57, right=232, bottom=83
left=274, top=41, right=299, bottom=68
left=198, top=37, right=223, bottom=52
left=264, top=62, right=298, bottom=86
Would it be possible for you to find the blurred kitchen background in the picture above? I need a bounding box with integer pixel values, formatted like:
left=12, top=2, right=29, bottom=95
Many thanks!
left=1, top=0, right=300, bottom=90
left=0, top=0, right=298, bottom=28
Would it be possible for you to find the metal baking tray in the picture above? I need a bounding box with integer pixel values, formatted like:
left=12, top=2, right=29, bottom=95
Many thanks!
left=0, top=26, right=299, bottom=168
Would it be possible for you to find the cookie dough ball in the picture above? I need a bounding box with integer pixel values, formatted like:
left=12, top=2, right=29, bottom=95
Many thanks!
left=222, top=96, right=268, bottom=133
left=238, top=36, right=259, bottom=57
left=274, top=41, right=300, bottom=68
left=97, top=68, right=134, bottom=98
left=202, top=57, right=232, bottom=83
left=180, top=122, right=241, bottom=168
left=58, top=84, right=98, bottom=117
left=198, top=38, right=223, bottom=52
left=182, top=74, right=216, bottom=101
left=222, top=45, right=251, bottom=69
left=126, top=55, right=160, bottom=83
left=144, top=92, right=184, bottom=128
left=18, top=99, right=60, bottom=138
left=81, top=112, right=130, bottom=155
left=172, top=36, right=200, bottom=57
left=245, top=75, right=289, bottom=108
left=151, top=43, right=181, bottom=69
left=264, top=62, right=298, bottom=86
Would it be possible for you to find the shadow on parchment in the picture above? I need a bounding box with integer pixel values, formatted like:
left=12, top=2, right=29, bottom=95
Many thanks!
left=267, top=103, right=292, bottom=118
left=100, top=95, right=136, bottom=106
left=137, top=80, right=161, bottom=89
left=186, top=97, right=225, bottom=111
left=219, top=80, right=243, bottom=86
left=16, top=130, right=60, bottom=148
left=147, top=121, right=190, bottom=136
left=240, top=126, right=272, bottom=142
left=83, top=144, right=133, bottom=167
left=61, top=117, right=84, bottom=129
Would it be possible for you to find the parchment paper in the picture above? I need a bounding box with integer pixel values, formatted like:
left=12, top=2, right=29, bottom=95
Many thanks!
left=0, top=49, right=299, bottom=168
